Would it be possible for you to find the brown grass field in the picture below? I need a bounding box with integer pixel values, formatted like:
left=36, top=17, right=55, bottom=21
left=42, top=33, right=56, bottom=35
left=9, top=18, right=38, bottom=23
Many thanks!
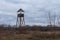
left=0, top=26, right=60, bottom=40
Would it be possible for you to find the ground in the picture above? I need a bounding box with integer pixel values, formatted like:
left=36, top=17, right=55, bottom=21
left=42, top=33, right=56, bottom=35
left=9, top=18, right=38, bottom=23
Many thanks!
left=0, top=29, right=60, bottom=40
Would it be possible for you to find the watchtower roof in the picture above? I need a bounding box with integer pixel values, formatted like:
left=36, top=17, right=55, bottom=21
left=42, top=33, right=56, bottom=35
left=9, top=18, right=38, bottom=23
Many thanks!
left=17, top=8, right=24, bottom=12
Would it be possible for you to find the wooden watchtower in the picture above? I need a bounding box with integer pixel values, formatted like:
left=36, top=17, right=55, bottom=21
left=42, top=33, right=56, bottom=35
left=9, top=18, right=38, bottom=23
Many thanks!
left=16, top=8, right=25, bottom=27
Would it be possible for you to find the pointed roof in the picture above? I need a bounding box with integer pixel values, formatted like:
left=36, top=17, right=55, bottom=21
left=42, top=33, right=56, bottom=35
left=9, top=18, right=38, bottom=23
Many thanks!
left=17, top=8, right=24, bottom=12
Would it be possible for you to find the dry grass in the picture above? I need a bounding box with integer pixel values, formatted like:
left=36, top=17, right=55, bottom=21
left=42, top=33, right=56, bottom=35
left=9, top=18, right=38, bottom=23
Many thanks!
left=0, top=28, right=60, bottom=40
left=0, top=30, right=60, bottom=40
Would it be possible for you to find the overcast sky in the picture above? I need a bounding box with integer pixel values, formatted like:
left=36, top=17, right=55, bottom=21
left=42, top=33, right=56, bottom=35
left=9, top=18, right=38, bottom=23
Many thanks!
left=0, top=0, right=60, bottom=26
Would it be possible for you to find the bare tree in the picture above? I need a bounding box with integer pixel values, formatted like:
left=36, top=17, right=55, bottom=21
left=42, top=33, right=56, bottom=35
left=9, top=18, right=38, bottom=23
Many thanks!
left=52, top=14, right=56, bottom=26
left=48, top=11, right=52, bottom=26
left=57, top=16, right=60, bottom=26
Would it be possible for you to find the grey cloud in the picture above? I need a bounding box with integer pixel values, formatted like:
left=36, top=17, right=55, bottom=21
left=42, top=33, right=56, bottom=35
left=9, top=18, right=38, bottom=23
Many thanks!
left=0, top=0, right=60, bottom=25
